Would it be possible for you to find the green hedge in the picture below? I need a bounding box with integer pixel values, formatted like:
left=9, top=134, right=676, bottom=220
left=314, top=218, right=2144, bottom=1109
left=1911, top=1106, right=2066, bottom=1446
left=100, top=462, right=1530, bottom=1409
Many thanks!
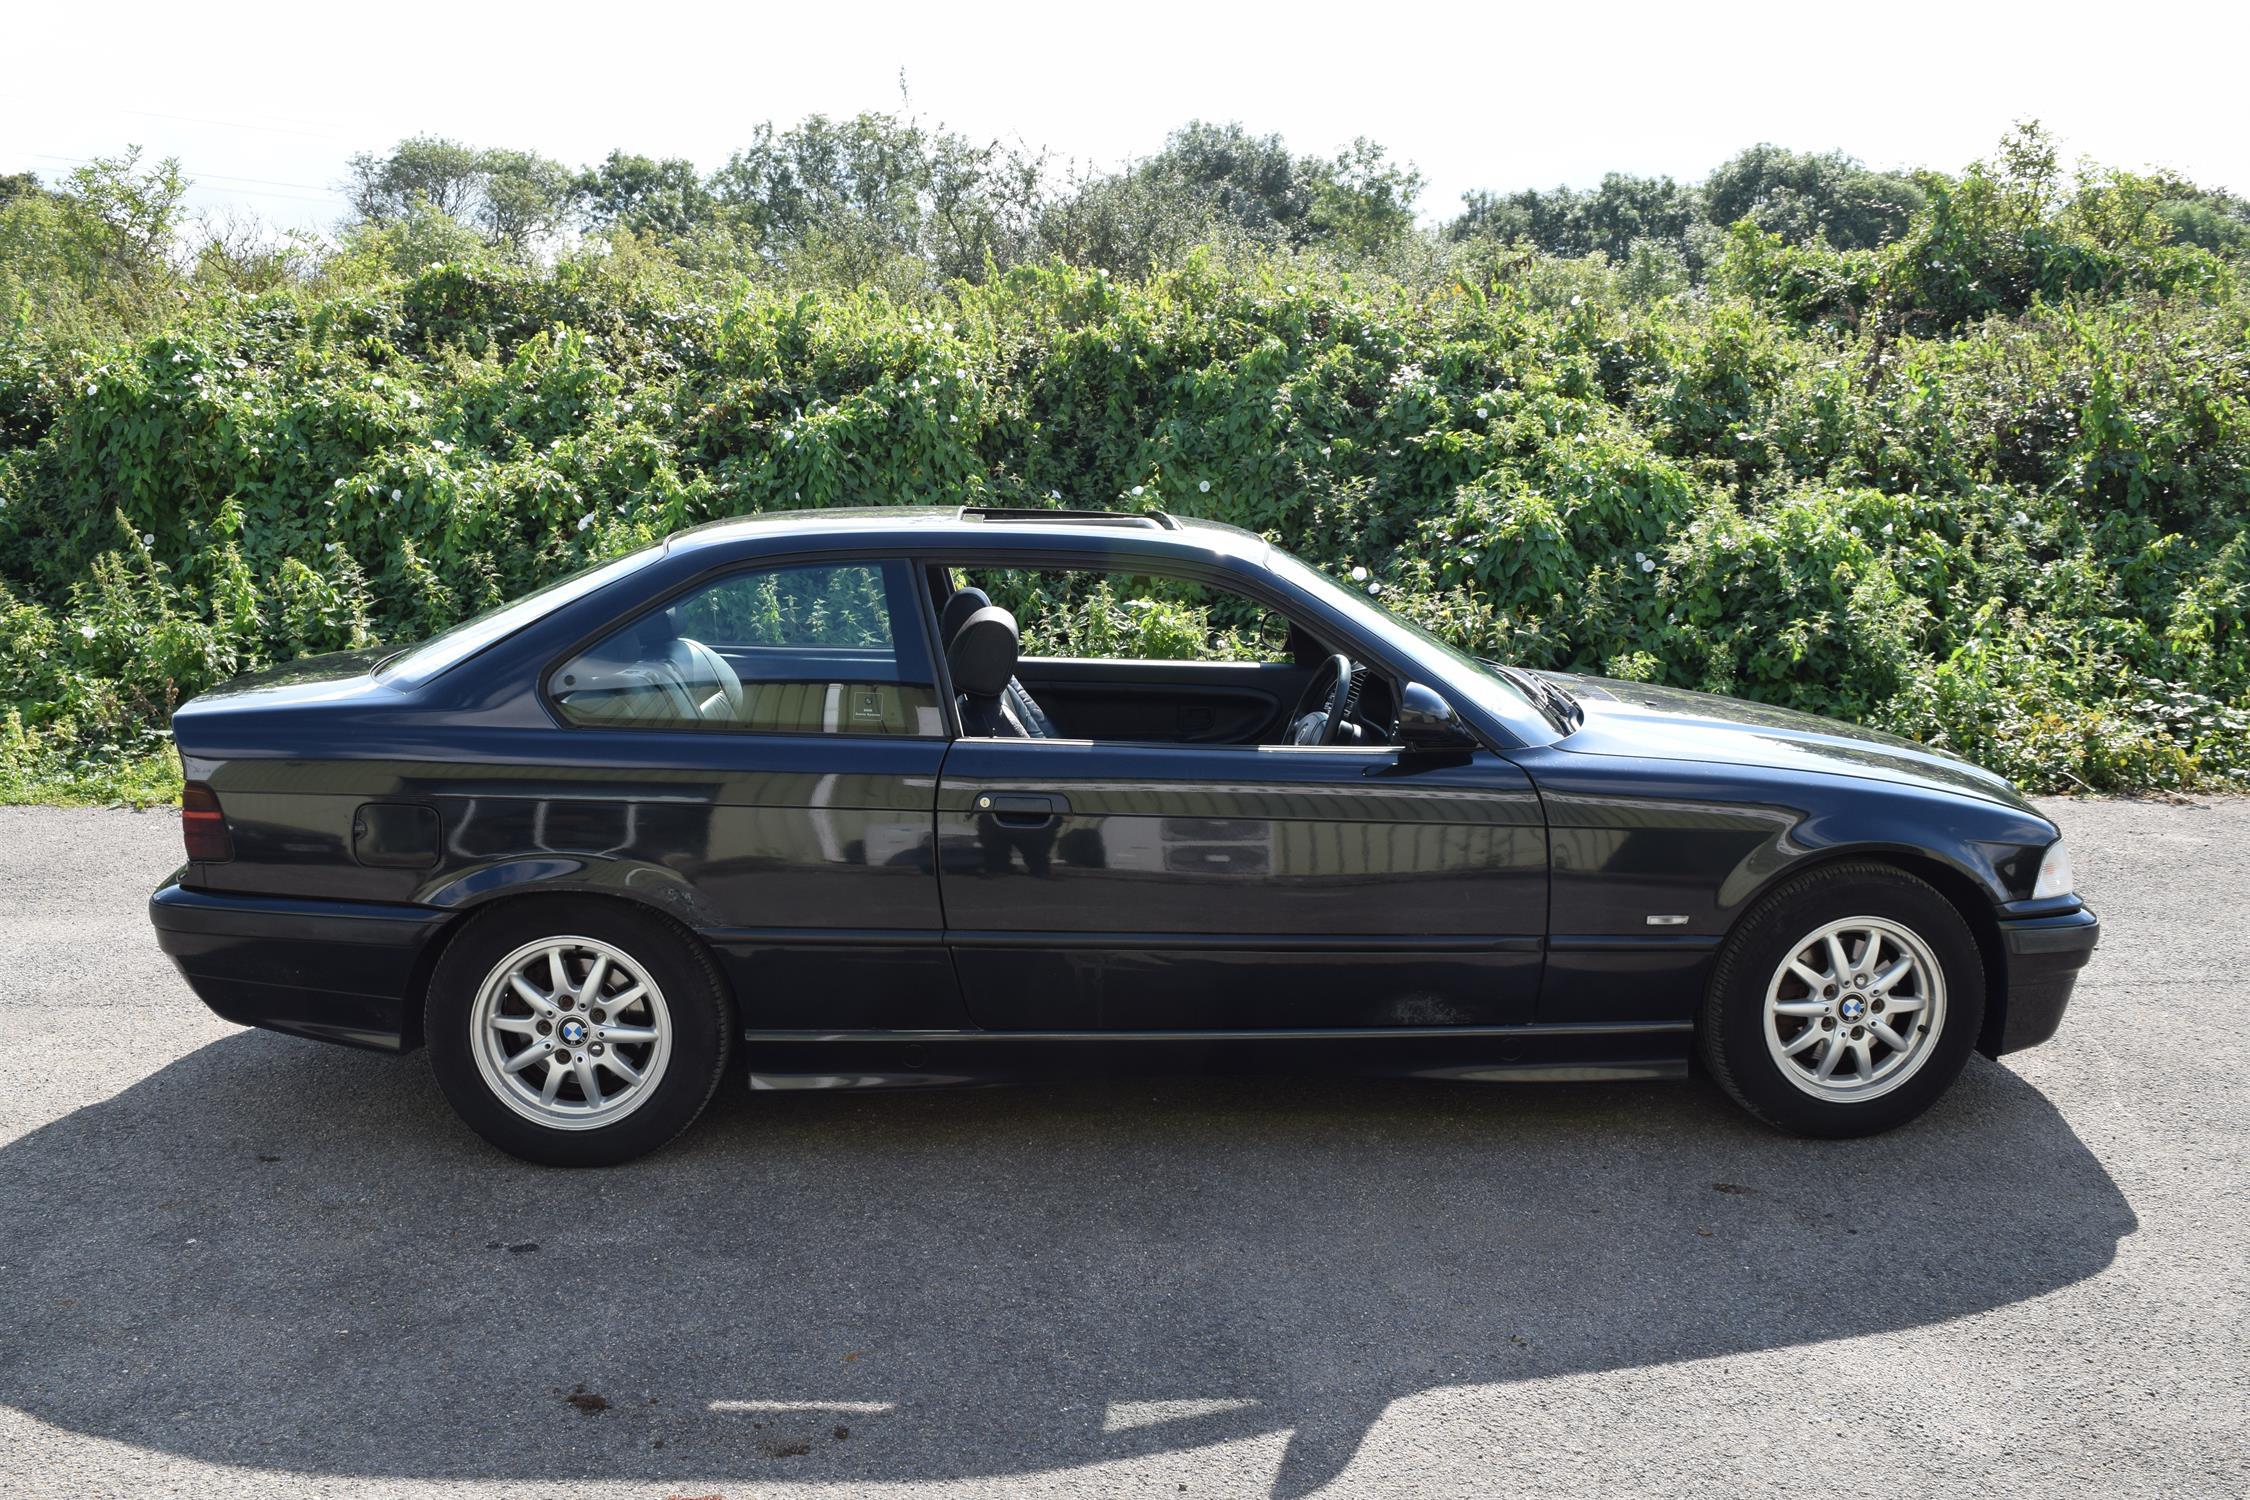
left=3, top=235, right=2247, bottom=802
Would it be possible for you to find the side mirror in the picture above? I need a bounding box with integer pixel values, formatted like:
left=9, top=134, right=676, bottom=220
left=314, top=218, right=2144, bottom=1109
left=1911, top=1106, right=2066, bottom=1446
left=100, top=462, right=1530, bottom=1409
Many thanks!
left=1397, top=681, right=1478, bottom=752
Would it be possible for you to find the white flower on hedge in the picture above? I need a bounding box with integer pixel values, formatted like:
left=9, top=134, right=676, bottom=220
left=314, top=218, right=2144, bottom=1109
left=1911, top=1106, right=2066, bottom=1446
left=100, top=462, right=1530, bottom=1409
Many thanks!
left=576, top=512, right=595, bottom=532
left=1641, top=558, right=1656, bottom=573
left=1477, top=407, right=1488, bottom=419
left=141, top=533, right=155, bottom=547
left=1199, top=480, right=1211, bottom=493
left=78, top=623, right=96, bottom=639
left=1131, top=485, right=1145, bottom=496
left=1634, top=551, right=1645, bottom=563
left=1367, top=582, right=1382, bottom=595
left=390, top=489, right=402, bottom=502
left=1350, top=566, right=1368, bottom=582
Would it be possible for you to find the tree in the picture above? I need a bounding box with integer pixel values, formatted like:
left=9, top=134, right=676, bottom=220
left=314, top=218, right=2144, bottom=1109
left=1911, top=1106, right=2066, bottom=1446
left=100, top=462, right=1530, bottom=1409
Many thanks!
left=346, top=136, right=484, bottom=223
left=1042, top=121, right=1422, bottom=272
left=344, top=137, right=575, bottom=254
left=1142, top=121, right=1315, bottom=238
left=1308, top=137, right=1424, bottom=255
left=1450, top=173, right=1694, bottom=261
left=2155, top=183, right=2250, bottom=256
left=0, top=148, right=189, bottom=338
left=576, top=151, right=714, bottom=238
left=706, top=110, right=1044, bottom=282
left=474, top=148, right=575, bottom=250
left=1704, top=144, right=1926, bottom=250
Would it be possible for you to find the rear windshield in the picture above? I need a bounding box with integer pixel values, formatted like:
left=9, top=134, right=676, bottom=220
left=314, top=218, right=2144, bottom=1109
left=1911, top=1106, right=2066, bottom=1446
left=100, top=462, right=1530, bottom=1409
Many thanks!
left=374, top=543, right=665, bottom=687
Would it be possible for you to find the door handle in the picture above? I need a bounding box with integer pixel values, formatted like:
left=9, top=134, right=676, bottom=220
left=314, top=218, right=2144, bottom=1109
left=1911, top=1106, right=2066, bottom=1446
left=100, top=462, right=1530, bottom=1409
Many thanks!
left=975, top=792, right=1066, bottom=826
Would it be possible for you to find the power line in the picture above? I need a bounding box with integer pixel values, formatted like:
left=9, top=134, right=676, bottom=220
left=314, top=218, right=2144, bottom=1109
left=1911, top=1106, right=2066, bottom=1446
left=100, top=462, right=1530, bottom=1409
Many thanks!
left=29, top=153, right=348, bottom=201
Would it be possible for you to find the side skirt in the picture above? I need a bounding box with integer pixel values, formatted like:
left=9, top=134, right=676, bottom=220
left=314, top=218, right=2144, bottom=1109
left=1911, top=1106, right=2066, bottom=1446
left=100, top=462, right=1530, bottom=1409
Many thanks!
left=741, top=1022, right=1693, bottom=1091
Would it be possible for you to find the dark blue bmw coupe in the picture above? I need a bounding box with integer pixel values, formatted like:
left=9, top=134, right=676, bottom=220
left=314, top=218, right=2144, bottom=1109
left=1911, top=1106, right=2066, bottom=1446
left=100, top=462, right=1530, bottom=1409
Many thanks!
left=150, top=508, right=2098, bottom=1164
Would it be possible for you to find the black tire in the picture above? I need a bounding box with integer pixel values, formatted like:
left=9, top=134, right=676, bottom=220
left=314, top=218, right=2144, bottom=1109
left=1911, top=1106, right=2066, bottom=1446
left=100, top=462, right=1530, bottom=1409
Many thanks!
left=1699, top=862, right=1984, bottom=1138
left=425, top=897, right=734, bottom=1167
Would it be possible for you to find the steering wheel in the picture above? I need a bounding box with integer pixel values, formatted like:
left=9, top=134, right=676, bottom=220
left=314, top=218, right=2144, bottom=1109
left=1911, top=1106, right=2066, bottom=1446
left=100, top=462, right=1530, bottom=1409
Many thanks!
left=1285, top=654, right=1355, bottom=745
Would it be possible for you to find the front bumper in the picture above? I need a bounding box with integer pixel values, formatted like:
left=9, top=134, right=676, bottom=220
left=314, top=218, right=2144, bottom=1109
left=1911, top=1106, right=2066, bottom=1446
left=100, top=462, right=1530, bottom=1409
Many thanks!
left=1991, top=905, right=2100, bottom=1055
left=150, top=872, right=448, bottom=1052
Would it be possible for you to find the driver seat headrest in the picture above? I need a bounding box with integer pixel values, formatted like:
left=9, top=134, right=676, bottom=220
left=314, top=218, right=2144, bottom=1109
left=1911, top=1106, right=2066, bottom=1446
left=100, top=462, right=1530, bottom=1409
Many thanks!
left=947, top=605, right=1020, bottom=698
left=940, top=585, right=994, bottom=645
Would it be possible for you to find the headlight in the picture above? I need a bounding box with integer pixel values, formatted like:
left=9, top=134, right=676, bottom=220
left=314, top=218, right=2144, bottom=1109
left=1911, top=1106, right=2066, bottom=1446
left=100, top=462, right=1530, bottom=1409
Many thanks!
left=2032, top=839, right=2076, bottom=900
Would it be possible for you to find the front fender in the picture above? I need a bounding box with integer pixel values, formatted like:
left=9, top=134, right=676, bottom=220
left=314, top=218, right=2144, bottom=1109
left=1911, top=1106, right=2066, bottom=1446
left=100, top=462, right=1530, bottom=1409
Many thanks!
left=1511, top=746, right=2059, bottom=1026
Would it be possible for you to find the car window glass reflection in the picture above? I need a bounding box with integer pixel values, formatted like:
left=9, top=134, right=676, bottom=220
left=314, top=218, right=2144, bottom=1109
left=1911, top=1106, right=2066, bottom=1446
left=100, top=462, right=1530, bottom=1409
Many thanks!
left=551, top=562, right=941, bottom=736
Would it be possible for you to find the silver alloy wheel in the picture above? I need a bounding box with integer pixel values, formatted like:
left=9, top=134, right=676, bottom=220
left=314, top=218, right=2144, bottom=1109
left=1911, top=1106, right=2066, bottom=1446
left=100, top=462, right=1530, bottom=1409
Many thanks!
left=469, top=935, right=673, bottom=1131
left=1762, top=915, right=1947, bottom=1103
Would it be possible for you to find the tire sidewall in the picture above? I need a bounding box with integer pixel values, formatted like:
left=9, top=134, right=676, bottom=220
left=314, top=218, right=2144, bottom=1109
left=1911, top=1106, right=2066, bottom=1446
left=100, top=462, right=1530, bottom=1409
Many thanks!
left=1706, top=867, right=1985, bottom=1137
left=426, top=899, right=731, bottom=1167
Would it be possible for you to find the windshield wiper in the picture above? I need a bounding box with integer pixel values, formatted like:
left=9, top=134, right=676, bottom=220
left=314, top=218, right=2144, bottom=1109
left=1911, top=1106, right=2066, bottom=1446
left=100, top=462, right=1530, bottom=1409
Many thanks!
left=1488, top=662, right=1582, bottom=734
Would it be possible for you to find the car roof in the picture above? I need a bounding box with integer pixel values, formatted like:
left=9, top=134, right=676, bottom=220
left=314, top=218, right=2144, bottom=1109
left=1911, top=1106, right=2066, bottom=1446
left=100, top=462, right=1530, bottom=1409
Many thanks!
left=665, top=506, right=1275, bottom=565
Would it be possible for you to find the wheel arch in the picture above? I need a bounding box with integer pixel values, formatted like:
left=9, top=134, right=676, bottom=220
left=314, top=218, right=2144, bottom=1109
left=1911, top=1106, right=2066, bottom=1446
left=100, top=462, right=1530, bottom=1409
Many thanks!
left=1717, top=845, right=2010, bottom=1058
left=398, top=883, right=735, bottom=1053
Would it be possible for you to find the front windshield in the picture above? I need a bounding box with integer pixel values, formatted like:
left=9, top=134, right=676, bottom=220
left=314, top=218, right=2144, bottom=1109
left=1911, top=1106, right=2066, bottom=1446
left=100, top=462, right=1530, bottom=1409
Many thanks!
left=375, top=543, right=666, bottom=687
left=1265, top=552, right=1560, bottom=735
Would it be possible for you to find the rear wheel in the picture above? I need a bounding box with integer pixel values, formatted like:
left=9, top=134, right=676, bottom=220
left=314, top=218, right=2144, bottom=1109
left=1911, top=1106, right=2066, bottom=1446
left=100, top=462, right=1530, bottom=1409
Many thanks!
left=426, top=899, right=732, bottom=1166
left=1700, top=863, right=1983, bottom=1137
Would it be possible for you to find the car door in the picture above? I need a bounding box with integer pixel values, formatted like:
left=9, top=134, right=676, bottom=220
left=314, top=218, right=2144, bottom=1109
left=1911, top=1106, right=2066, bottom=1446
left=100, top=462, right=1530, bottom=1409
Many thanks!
left=935, top=734, right=1547, bottom=1030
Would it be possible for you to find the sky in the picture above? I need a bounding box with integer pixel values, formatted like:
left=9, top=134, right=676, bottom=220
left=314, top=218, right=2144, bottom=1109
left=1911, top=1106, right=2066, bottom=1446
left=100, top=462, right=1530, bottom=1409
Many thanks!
left=9, top=0, right=2248, bottom=235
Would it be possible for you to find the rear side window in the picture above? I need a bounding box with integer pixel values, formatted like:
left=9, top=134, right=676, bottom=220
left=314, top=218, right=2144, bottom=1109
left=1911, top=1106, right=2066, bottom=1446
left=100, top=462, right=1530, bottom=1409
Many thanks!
left=548, top=560, right=941, bottom=737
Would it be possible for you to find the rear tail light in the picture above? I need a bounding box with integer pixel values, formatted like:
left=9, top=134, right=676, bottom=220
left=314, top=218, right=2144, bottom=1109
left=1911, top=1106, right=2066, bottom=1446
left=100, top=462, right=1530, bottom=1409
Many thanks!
left=181, top=781, right=234, bottom=863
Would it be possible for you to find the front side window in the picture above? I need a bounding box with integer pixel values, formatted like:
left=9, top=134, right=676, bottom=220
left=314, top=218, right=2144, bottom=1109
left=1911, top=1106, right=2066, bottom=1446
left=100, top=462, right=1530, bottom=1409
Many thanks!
left=550, top=560, right=940, bottom=736
left=964, top=567, right=1296, bottom=663
left=933, top=563, right=1398, bottom=748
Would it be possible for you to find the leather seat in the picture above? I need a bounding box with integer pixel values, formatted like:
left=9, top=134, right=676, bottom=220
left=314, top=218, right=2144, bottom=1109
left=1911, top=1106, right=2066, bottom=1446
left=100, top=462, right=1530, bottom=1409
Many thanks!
left=948, top=605, right=1042, bottom=738
left=940, top=587, right=1055, bottom=737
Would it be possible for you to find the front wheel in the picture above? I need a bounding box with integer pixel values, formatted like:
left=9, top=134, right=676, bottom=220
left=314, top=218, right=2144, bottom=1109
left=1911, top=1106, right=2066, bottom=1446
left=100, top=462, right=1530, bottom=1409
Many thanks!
left=1700, top=863, right=1984, bottom=1138
left=426, top=899, right=734, bottom=1166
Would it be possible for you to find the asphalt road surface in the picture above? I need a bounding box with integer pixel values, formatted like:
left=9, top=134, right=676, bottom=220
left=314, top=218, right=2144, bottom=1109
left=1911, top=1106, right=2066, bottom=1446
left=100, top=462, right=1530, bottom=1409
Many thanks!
left=1, top=799, right=2242, bottom=1499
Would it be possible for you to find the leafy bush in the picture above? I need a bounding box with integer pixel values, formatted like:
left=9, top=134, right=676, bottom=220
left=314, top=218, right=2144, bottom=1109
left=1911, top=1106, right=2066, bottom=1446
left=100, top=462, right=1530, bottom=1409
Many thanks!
left=2, top=129, right=2247, bottom=802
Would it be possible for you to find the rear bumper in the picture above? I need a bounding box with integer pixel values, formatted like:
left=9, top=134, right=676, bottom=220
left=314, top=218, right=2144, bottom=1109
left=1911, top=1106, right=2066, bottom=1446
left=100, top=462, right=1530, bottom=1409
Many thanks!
left=1991, top=906, right=2100, bottom=1055
left=149, top=872, right=446, bottom=1052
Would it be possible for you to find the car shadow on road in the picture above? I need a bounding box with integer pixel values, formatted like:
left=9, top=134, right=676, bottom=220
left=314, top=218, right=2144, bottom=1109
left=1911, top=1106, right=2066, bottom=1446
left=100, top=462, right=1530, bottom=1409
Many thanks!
left=0, top=1035, right=2132, bottom=1496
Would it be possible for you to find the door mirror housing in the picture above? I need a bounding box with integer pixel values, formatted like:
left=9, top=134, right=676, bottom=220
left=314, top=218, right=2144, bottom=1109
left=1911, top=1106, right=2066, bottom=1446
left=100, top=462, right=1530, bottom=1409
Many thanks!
left=1396, top=681, right=1478, bottom=752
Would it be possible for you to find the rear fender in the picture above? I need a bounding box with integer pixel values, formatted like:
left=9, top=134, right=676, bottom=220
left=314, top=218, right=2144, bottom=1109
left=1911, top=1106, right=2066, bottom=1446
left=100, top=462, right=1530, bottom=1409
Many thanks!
left=414, top=854, right=720, bottom=930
